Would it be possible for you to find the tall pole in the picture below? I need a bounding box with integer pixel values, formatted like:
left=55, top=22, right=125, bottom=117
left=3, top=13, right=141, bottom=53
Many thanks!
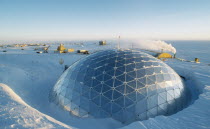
left=118, top=36, right=120, bottom=50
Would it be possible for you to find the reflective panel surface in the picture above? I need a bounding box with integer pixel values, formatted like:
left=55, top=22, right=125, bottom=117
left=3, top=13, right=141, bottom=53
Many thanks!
left=50, top=50, right=187, bottom=123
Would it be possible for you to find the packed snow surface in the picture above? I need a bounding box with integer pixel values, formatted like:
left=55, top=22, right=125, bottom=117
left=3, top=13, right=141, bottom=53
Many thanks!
left=0, top=41, right=210, bottom=129
left=0, top=83, right=71, bottom=129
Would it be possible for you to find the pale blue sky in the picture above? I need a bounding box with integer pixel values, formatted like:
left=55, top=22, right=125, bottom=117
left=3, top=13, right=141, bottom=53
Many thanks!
left=0, top=0, right=210, bottom=40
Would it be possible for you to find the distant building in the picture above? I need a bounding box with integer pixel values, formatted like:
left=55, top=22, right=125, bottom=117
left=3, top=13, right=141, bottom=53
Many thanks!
left=55, top=44, right=74, bottom=53
left=99, top=40, right=106, bottom=45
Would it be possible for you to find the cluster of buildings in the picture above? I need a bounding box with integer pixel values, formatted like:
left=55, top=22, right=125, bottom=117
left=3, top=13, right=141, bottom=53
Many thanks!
left=1, top=40, right=108, bottom=54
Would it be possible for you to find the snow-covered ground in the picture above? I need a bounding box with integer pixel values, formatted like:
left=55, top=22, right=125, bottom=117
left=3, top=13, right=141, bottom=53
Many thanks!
left=0, top=41, right=210, bottom=129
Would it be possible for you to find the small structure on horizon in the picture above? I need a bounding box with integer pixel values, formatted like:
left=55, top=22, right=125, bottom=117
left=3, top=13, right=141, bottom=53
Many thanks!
left=195, top=58, right=200, bottom=63
left=36, top=51, right=43, bottom=54
left=77, top=50, right=89, bottom=54
left=99, top=40, right=106, bottom=45
left=55, top=44, right=74, bottom=53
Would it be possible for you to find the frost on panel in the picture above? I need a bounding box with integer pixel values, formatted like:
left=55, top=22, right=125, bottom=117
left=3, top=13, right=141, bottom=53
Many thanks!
left=50, top=50, right=188, bottom=124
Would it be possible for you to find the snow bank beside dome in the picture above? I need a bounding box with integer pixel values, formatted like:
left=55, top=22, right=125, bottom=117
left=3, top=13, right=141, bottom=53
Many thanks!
left=0, top=83, right=71, bottom=129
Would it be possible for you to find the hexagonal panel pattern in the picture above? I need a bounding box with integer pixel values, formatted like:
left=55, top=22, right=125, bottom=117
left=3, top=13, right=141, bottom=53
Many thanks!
left=50, top=50, right=187, bottom=124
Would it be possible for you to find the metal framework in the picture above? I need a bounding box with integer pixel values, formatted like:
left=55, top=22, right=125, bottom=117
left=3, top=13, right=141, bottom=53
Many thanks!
left=51, top=50, right=187, bottom=124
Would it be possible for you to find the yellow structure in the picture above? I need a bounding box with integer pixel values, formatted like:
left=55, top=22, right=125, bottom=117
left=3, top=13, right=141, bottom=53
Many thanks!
left=67, top=48, right=74, bottom=52
left=195, top=58, right=199, bottom=63
left=13, top=44, right=28, bottom=47
left=20, top=44, right=27, bottom=47
left=157, top=53, right=173, bottom=59
left=55, top=44, right=74, bottom=53
left=57, top=44, right=66, bottom=51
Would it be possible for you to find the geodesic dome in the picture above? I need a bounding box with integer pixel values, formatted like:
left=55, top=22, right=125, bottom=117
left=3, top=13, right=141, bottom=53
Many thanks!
left=50, top=50, right=187, bottom=124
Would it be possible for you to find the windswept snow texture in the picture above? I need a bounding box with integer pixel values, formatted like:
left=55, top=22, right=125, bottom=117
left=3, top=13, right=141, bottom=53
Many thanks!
left=0, top=83, right=71, bottom=129
left=0, top=41, right=210, bottom=129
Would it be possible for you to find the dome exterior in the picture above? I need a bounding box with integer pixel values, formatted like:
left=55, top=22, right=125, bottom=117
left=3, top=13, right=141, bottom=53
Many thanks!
left=50, top=50, right=187, bottom=123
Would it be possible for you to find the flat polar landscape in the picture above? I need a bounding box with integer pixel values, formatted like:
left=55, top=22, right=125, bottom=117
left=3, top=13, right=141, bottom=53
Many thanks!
left=0, top=41, right=210, bottom=129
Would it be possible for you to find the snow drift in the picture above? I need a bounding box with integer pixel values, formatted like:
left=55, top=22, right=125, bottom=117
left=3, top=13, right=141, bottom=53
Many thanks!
left=0, top=83, right=71, bottom=129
